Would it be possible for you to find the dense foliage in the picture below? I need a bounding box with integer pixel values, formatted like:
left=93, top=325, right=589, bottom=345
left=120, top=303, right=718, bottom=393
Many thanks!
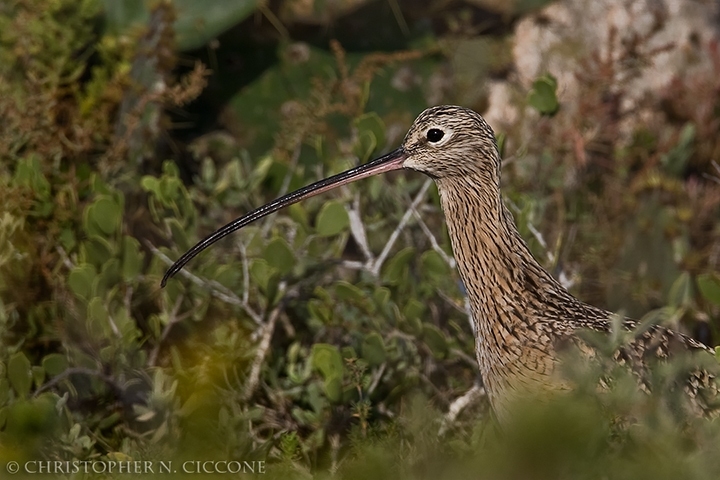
left=1, top=1, right=719, bottom=479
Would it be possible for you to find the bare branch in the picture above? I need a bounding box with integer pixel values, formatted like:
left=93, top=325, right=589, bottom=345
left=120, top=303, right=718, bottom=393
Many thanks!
left=34, top=367, right=120, bottom=398
left=341, top=260, right=365, bottom=270
left=703, top=160, right=720, bottom=185
left=150, top=243, right=263, bottom=325
left=244, top=283, right=296, bottom=401
left=506, top=198, right=555, bottom=264
left=464, top=296, right=475, bottom=337
left=56, top=246, right=75, bottom=270
left=366, top=363, right=386, bottom=396
left=148, top=294, right=187, bottom=366
left=238, top=241, right=251, bottom=306
left=371, top=179, right=432, bottom=276
left=409, top=202, right=456, bottom=269
left=438, top=382, right=486, bottom=435
left=346, top=193, right=373, bottom=262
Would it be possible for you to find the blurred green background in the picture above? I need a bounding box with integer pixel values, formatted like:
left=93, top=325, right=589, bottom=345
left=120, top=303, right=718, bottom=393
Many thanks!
left=1, top=0, right=720, bottom=478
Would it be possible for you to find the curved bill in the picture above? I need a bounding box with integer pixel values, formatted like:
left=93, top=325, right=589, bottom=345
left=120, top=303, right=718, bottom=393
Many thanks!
left=161, top=148, right=407, bottom=287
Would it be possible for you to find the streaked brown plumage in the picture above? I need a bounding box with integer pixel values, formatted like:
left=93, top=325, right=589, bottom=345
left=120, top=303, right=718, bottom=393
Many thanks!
left=163, top=105, right=717, bottom=421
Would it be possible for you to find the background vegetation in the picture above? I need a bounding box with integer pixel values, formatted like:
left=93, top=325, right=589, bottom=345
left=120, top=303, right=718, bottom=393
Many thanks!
left=1, top=0, right=719, bottom=478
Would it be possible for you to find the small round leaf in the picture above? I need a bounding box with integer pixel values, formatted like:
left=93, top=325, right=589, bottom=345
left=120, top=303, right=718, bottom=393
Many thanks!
left=315, top=201, right=349, bottom=237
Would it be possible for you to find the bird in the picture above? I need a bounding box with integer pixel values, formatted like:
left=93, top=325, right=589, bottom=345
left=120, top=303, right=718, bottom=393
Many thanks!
left=162, top=105, right=717, bottom=422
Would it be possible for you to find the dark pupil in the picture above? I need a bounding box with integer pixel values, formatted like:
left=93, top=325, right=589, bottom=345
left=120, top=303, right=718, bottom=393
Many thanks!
left=427, top=128, right=444, bottom=142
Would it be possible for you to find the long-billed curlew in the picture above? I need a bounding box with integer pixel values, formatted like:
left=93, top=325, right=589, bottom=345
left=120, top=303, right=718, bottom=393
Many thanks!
left=162, top=105, right=717, bottom=421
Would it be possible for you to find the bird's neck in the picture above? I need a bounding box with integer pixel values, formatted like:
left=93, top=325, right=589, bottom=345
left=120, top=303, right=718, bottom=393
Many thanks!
left=435, top=173, right=575, bottom=402
left=436, top=173, right=565, bottom=313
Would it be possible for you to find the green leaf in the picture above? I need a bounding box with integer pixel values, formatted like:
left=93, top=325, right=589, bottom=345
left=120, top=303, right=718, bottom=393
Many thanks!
left=403, top=299, right=425, bottom=322
left=104, top=1, right=258, bottom=52
left=13, top=155, right=51, bottom=201
left=660, top=123, right=695, bottom=176
left=85, top=196, right=122, bottom=236
left=315, top=201, right=349, bottom=237
left=250, top=259, right=272, bottom=293
left=249, top=155, right=274, bottom=191
left=311, top=344, right=345, bottom=403
left=373, top=286, right=391, bottom=306
left=173, top=0, right=258, bottom=51
left=382, top=247, right=416, bottom=285
left=668, top=271, right=693, bottom=307
left=59, top=228, right=77, bottom=252
left=159, top=176, right=184, bottom=204
left=307, top=300, right=332, bottom=324
left=5, top=395, right=57, bottom=436
left=334, top=281, right=366, bottom=303
left=32, top=366, right=45, bottom=388
left=353, top=130, right=377, bottom=163
left=311, top=344, right=344, bottom=380
left=423, top=325, right=448, bottom=359
left=353, top=112, right=386, bottom=162
left=263, top=237, right=296, bottom=275
left=121, top=236, right=143, bottom=281
left=288, top=203, right=310, bottom=231
left=200, top=157, right=217, bottom=185
left=87, top=297, right=110, bottom=338
left=80, top=235, right=115, bottom=268
left=323, top=376, right=342, bottom=403
left=421, top=250, right=450, bottom=279
left=68, top=263, right=96, bottom=299
left=8, top=352, right=32, bottom=398
left=140, top=176, right=160, bottom=196
left=0, top=379, right=10, bottom=407
left=42, top=354, right=68, bottom=377
left=100, top=258, right=122, bottom=288
left=527, top=74, right=559, bottom=115
left=361, top=333, right=387, bottom=366
left=103, top=0, right=148, bottom=35
left=165, top=218, right=191, bottom=252
left=697, top=273, right=720, bottom=306
left=354, top=112, right=386, bottom=150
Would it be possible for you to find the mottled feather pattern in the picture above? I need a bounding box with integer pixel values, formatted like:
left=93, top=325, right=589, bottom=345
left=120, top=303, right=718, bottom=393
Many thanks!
left=405, top=106, right=718, bottom=422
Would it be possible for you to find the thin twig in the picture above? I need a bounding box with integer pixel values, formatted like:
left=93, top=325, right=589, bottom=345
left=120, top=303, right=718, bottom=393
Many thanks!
left=438, top=382, right=486, bottom=435
left=34, top=367, right=120, bottom=397
left=329, top=434, right=341, bottom=477
left=371, top=179, right=432, bottom=276
left=56, top=246, right=75, bottom=270
left=366, top=363, right=386, bottom=396
left=346, top=193, right=373, bottom=262
left=243, top=303, right=282, bottom=401
left=449, top=348, right=477, bottom=368
left=148, top=294, right=186, bottom=367
left=150, top=244, right=263, bottom=325
left=702, top=160, right=720, bottom=185
left=106, top=312, right=122, bottom=338
left=239, top=241, right=251, bottom=306
left=244, top=282, right=300, bottom=400
left=341, top=260, right=365, bottom=270
left=506, top=198, right=555, bottom=264
left=409, top=201, right=456, bottom=269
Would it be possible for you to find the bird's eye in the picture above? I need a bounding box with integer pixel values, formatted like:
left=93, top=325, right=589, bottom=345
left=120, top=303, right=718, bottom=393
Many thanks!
left=426, top=128, right=444, bottom=143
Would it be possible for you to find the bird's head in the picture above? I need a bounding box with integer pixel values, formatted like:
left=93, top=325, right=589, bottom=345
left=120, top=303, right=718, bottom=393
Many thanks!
left=401, top=105, right=500, bottom=179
